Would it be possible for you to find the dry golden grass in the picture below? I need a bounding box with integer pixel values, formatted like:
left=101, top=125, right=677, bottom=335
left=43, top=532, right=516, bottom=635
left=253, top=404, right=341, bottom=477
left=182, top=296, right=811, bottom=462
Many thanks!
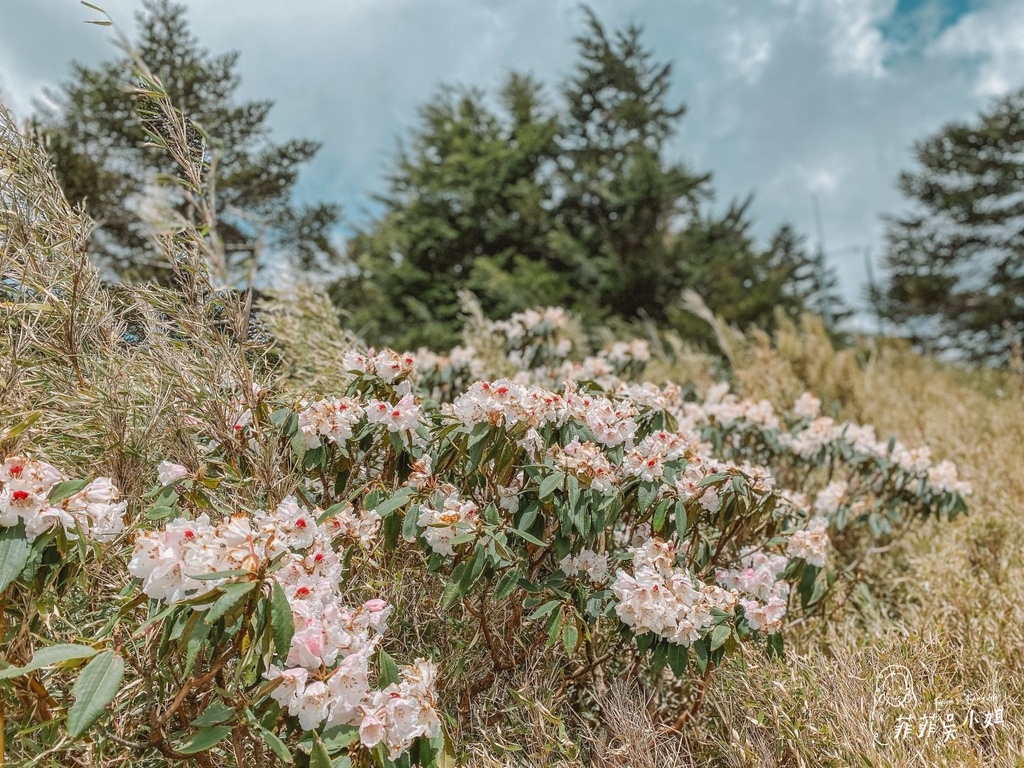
left=680, top=319, right=1024, bottom=768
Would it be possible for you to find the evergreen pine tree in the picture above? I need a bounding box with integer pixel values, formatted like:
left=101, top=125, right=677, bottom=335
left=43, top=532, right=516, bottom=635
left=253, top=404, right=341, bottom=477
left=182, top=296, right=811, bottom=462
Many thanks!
left=36, top=0, right=339, bottom=282
left=880, top=88, right=1024, bottom=362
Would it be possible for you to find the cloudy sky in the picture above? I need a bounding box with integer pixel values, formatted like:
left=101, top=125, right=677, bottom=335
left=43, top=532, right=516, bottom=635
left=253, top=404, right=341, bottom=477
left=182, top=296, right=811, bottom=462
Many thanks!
left=1, top=0, right=1021, bottom=310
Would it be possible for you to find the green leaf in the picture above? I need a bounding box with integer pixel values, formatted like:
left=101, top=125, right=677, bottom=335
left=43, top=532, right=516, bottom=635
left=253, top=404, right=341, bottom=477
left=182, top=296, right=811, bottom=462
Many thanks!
left=538, top=473, right=563, bottom=500
left=798, top=564, right=820, bottom=608
left=510, top=527, right=545, bottom=547
left=374, top=486, right=415, bottom=517
left=320, top=724, right=360, bottom=751
left=493, top=568, right=521, bottom=601
left=467, top=422, right=490, bottom=449
left=693, top=639, right=709, bottom=673
left=402, top=503, right=422, bottom=541
left=47, top=479, right=89, bottom=504
left=0, top=644, right=97, bottom=680
left=674, top=500, right=688, bottom=541
left=1, top=410, right=40, bottom=440
left=667, top=643, right=689, bottom=676
left=636, top=482, right=657, bottom=513
left=269, top=580, right=295, bottom=658
left=145, top=505, right=176, bottom=520
left=528, top=599, right=561, bottom=621
left=310, top=734, right=332, bottom=768
left=67, top=651, right=124, bottom=737
left=192, top=702, right=234, bottom=727
left=178, top=725, right=232, bottom=754
left=767, top=632, right=785, bottom=659
left=652, top=498, right=671, bottom=533
left=0, top=524, right=31, bottom=593
left=546, top=609, right=564, bottom=648
left=290, top=429, right=308, bottom=464
left=378, top=648, right=401, bottom=687
left=440, top=579, right=461, bottom=610
left=204, top=581, right=257, bottom=625
left=562, top=621, right=579, bottom=654
left=256, top=725, right=293, bottom=763
left=709, top=624, right=731, bottom=651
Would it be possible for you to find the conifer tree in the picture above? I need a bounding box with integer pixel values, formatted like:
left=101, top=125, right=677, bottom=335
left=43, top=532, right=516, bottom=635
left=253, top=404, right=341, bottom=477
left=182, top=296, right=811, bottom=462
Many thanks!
left=880, top=88, right=1024, bottom=362
left=36, top=0, right=339, bottom=282
left=339, top=7, right=842, bottom=349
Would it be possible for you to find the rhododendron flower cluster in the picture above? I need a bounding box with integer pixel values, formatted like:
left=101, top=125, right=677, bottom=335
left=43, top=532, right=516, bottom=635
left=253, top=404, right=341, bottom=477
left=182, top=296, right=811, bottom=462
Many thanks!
left=560, top=549, right=610, bottom=584
left=716, top=548, right=791, bottom=634
left=298, top=397, right=365, bottom=448
left=156, top=460, right=189, bottom=486
left=344, top=349, right=417, bottom=383
left=0, top=456, right=126, bottom=541
left=813, top=480, right=849, bottom=516
left=366, top=393, right=422, bottom=433
left=787, top=517, right=830, bottom=567
left=611, top=539, right=739, bottom=647
left=127, top=493, right=440, bottom=757
left=416, top=492, right=479, bottom=556
left=338, top=333, right=968, bottom=672
left=549, top=439, right=617, bottom=493
left=359, top=658, right=442, bottom=759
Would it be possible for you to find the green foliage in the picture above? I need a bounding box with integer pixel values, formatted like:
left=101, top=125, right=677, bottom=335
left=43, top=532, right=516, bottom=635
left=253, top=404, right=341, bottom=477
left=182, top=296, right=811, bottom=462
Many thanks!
left=66, top=650, right=125, bottom=737
left=878, top=86, right=1024, bottom=362
left=336, top=8, right=841, bottom=350
left=35, top=0, right=340, bottom=282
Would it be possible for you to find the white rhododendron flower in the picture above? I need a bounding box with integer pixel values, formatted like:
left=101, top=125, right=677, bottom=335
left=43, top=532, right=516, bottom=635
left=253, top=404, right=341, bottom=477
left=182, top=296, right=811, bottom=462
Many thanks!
left=298, top=398, right=365, bottom=448
left=793, top=392, right=822, bottom=420
left=814, top=480, right=848, bottom=516
left=417, top=492, right=479, bottom=556
left=927, top=460, right=972, bottom=495
left=611, top=538, right=739, bottom=647
left=359, top=659, right=441, bottom=759
left=787, top=517, right=830, bottom=567
left=561, top=549, right=610, bottom=584
left=157, top=461, right=189, bottom=486
left=0, top=457, right=125, bottom=542
left=366, top=393, right=422, bottom=433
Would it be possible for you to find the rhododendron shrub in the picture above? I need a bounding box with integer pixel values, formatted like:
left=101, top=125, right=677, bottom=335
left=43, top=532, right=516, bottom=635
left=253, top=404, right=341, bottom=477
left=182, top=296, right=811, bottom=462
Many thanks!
left=285, top=341, right=969, bottom=694
left=0, top=312, right=969, bottom=767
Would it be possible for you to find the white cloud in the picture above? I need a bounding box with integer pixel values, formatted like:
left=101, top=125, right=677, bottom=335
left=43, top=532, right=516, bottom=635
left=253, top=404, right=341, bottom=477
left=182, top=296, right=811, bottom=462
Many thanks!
left=796, top=0, right=896, bottom=78
left=932, top=0, right=1024, bottom=96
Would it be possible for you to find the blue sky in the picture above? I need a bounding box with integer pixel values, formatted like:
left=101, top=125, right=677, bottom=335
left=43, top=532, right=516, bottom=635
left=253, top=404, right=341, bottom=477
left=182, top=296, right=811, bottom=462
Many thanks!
left=1, top=0, right=1021, bottom=313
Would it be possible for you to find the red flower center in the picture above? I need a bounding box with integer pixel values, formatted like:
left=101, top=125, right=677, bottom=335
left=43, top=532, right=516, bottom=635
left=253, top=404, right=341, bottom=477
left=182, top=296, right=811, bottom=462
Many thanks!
left=9, top=465, right=23, bottom=477
left=296, top=586, right=311, bottom=598
left=295, top=518, right=308, bottom=529
left=12, top=490, right=29, bottom=501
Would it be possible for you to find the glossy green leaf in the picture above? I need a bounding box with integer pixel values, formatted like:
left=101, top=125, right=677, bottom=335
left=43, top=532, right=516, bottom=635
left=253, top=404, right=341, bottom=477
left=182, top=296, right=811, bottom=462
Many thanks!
left=178, top=725, right=232, bottom=754
left=256, top=725, right=293, bottom=763
left=310, top=734, right=332, bottom=768
left=204, top=581, right=256, bottom=625
left=269, top=579, right=295, bottom=658
left=47, top=478, right=89, bottom=504
left=0, top=643, right=97, bottom=680
left=67, top=651, right=124, bottom=737
left=0, top=524, right=30, bottom=593
left=538, top=473, right=562, bottom=500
